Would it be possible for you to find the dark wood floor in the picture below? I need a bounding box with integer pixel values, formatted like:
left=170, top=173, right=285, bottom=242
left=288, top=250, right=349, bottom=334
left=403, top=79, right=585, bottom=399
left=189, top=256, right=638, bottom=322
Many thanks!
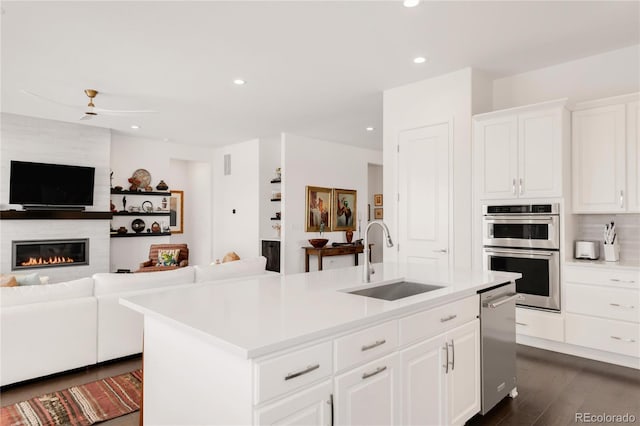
left=1, top=345, right=639, bottom=426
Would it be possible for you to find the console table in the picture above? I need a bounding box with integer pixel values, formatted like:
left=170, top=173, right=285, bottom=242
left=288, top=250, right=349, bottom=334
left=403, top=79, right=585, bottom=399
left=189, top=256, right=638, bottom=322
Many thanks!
left=302, top=244, right=372, bottom=272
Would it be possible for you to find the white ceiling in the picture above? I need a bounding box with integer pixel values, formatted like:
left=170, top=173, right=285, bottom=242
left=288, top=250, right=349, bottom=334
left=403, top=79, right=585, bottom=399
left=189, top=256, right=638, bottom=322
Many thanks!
left=2, top=1, right=639, bottom=149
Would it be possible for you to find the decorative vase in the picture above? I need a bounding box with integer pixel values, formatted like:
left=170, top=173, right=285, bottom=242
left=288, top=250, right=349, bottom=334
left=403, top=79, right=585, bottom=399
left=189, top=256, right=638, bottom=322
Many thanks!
left=345, top=229, right=353, bottom=243
left=151, top=221, right=161, bottom=233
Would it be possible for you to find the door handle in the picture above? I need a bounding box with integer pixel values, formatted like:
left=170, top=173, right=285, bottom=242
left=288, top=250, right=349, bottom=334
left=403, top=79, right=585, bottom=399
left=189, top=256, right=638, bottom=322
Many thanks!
left=519, top=178, right=523, bottom=195
left=484, top=293, right=519, bottom=309
left=361, top=339, right=386, bottom=352
left=362, top=366, right=387, bottom=380
left=484, top=248, right=555, bottom=257
left=620, top=190, right=624, bottom=208
left=433, top=249, right=448, bottom=254
left=610, top=336, right=636, bottom=343
left=610, top=303, right=636, bottom=309
left=449, top=340, right=455, bottom=371
left=440, top=314, right=457, bottom=323
left=512, top=178, right=516, bottom=195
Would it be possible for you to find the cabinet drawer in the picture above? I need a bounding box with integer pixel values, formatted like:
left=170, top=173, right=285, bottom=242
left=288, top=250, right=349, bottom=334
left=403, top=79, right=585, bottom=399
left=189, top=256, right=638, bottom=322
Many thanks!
left=515, top=307, right=564, bottom=342
left=399, top=295, right=479, bottom=346
left=564, top=265, right=639, bottom=288
left=565, top=283, right=639, bottom=323
left=566, top=313, right=640, bottom=358
left=334, top=320, right=398, bottom=372
left=254, top=341, right=332, bottom=404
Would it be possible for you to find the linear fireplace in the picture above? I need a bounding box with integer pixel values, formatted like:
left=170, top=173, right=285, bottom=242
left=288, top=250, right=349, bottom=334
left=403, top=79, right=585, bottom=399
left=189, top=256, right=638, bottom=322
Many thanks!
left=12, top=239, right=89, bottom=270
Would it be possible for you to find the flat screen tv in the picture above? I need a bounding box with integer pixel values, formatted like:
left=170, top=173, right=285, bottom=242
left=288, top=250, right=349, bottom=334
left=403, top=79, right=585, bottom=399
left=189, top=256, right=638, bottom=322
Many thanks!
left=9, top=160, right=95, bottom=209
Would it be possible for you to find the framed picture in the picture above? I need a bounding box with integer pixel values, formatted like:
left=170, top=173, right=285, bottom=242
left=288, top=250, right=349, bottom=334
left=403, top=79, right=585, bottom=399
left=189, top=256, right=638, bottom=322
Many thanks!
left=169, top=190, right=184, bottom=234
left=332, top=188, right=357, bottom=231
left=374, top=194, right=383, bottom=206
left=305, top=186, right=332, bottom=232
left=374, top=207, right=383, bottom=220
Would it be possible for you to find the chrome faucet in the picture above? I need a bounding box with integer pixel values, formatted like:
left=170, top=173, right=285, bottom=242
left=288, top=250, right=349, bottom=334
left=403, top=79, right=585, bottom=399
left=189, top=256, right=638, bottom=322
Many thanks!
left=363, top=220, right=394, bottom=283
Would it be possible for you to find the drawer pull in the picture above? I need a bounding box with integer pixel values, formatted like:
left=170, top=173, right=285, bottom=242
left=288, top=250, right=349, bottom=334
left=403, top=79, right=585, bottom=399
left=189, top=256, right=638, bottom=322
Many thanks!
left=440, top=314, right=457, bottom=323
left=610, top=303, right=636, bottom=309
left=516, top=322, right=528, bottom=326
left=362, top=366, right=387, bottom=380
left=284, top=364, right=320, bottom=381
left=610, top=278, right=636, bottom=284
left=610, top=336, right=636, bottom=343
left=361, top=339, right=386, bottom=352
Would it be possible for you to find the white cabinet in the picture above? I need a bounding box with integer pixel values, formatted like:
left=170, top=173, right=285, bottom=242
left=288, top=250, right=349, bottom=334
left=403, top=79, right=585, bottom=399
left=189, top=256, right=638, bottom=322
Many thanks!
left=334, top=353, right=400, bottom=426
left=474, top=99, right=567, bottom=200
left=572, top=94, right=640, bottom=213
left=564, top=264, right=640, bottom=359
left=255, top=381, right=332, bottom=426
left=400, top=317, right=480, bottom=426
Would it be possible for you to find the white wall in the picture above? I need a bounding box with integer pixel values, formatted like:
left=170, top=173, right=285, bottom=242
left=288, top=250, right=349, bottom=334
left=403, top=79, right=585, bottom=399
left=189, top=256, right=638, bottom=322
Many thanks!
left=109, top=133, right=213, bottom=271
left=383, top=67, right=491, bottom=269
left=0, top=113, right=111, bottom=282
left=281, top=133, right=382, bottom=274
left=212, top=139, right=260, bottom=261
left=493, top=44, right=640, bottom=109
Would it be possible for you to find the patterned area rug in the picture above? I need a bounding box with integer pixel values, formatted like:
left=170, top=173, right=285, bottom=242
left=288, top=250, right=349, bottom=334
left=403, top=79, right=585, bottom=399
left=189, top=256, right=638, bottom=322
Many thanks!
left=1, top=369, right=142, bottom=426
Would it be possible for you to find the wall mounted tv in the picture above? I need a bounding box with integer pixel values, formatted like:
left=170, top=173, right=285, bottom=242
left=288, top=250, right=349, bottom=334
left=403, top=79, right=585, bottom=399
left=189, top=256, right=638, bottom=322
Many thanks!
left=9, top=160, right=95, bottom=210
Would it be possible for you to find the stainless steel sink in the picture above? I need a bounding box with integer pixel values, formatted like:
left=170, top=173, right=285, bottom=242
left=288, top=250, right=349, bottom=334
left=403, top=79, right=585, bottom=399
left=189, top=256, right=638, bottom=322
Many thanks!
left=347, top=281, right=444, bottom=301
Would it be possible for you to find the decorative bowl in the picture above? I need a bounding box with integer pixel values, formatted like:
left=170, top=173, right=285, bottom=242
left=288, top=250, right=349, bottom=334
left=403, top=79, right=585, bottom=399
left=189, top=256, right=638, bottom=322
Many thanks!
left=131, top=218, right=146, bottom=233
left=309, top=238, right=329, bottom=248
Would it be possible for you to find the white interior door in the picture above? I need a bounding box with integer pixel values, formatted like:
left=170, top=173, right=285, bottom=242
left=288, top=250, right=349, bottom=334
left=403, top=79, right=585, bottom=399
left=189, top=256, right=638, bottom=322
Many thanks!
left=398, top=123, right=450, bottom=267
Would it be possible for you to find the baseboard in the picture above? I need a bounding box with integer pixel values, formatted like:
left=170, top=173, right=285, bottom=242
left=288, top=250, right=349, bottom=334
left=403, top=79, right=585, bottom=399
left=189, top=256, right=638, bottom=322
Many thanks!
left=517, top=334, right=640, bottom=370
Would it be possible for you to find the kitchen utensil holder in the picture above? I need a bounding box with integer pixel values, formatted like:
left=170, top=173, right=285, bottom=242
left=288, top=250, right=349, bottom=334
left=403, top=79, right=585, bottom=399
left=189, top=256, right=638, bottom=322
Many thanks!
left=603, top=241, right=620, bottom=262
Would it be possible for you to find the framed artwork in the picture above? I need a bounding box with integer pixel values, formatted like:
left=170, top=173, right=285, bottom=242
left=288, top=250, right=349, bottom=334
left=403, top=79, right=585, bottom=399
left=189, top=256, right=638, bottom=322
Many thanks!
left=305, top=186, right=332, bottom=232
left=374, top=194, right=383, bottom=206
left=332, top=188, right=357, bottom=231
left=374, top=207, right=384, bottom=220
left=169, top=190, right=184, bottom=234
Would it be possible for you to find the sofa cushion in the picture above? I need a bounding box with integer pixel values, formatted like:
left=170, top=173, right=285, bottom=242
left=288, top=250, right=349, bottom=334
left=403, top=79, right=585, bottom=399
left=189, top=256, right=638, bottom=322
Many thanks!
left=0, top=277, right=94, bottom=307
left=194, top=256, right=267, bottom=283
left=93, top=266, right=195, bottom=296
left=157, top=249, right=180, bottom=266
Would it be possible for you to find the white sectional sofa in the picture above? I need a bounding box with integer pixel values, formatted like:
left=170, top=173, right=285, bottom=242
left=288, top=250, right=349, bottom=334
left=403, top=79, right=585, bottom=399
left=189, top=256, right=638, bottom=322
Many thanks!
left=1, top=257, right=272, bottom=386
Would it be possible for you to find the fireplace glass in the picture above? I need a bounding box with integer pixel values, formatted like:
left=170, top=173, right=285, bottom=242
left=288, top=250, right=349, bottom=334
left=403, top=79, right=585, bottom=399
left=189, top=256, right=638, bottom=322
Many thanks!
left=12, top=239, right=89, bottom=270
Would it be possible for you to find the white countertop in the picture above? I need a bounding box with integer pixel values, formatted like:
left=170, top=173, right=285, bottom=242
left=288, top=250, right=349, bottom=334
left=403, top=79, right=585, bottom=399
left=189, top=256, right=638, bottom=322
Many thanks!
left=564, top=258, right=640, bottom=270
left=120, top=262, right=520, bottom=359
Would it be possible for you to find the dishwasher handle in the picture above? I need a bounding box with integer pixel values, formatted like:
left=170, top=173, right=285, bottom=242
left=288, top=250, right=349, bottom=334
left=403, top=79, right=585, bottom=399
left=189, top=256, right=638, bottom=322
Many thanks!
left=483, top=293, right=519, bottom=309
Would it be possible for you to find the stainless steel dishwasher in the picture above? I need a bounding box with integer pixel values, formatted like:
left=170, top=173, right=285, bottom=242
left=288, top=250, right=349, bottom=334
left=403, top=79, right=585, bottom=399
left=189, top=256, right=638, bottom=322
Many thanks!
left=478, top=281, right=519, bottom=415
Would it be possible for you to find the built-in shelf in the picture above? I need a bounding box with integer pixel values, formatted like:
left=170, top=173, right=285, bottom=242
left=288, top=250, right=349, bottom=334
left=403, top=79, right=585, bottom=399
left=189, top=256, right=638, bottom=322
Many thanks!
left=112, top=212, right=171, bottom=216
left=270, top=198, right=281, bottom=202
left=270, top=217, right=281, bottom=221
left=111, top=189, right=171, bottom=196
left=270, top=178, right=281, bottom=183
left=0, top=210, right=113, bottom=220
left=110, top=232, right=171, bottom=238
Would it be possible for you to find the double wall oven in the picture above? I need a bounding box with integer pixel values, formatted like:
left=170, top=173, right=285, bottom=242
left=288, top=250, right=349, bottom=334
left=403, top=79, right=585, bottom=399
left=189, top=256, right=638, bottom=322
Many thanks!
left=482, top=204, right=560, bottom=311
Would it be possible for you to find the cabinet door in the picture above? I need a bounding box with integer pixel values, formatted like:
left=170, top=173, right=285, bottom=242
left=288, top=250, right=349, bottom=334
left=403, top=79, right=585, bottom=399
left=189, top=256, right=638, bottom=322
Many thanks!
left=334, top=353, right=400, bottom=426
left=447, top=319, right=481, bottom=426
left=474, top=115, right=519, bottom=200
left=627, top=101, right=640, bottom=212
left=255, top=380, right=332, bottom=426
left=518, top=109, right=562, bottom=198
left=400, top=333, right=447, bottom=426
left=572, top=105, right=626, bottom=212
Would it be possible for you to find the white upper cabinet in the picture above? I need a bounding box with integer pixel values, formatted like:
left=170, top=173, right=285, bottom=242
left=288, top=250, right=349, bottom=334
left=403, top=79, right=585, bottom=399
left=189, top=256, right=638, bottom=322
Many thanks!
left=572, top=93, right=640, bottom=213
left=474, top=99, right=568, bottom=200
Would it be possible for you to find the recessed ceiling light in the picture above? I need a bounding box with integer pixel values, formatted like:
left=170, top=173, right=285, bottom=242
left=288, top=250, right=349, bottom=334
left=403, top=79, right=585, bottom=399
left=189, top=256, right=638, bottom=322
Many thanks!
left=130, top=125, right=140, bottom=129
left=403, top=0, right=420, bottom=7
left=233, top=79, right=246, bottom=85
left=413, top=56, right=427, bottom=64
left=366, top=127, right=374, bottom=132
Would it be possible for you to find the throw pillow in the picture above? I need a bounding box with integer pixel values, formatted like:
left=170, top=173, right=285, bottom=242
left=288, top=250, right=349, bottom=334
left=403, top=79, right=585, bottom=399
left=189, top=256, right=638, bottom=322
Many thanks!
left=157, top=249, right=181, bottom=266
left=0, top=275, right=18, bottom=287
left=15, top=272, right=42, bottom=286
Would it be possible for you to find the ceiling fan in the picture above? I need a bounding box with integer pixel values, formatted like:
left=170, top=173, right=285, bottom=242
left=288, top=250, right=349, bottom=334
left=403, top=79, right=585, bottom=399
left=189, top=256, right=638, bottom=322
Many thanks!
left=20, top=88, right=157, bottom=121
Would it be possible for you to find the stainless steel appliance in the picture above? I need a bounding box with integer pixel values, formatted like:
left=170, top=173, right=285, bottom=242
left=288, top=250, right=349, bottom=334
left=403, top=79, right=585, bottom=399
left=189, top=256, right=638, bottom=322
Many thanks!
left=478, top=281, right=518, bottom=415
left=482, top=204, right=561, bottom=311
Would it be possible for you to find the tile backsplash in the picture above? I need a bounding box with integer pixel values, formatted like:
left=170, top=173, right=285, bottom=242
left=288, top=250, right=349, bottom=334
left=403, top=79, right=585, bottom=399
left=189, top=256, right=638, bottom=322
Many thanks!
left=574, top=214, right=640, bottom=261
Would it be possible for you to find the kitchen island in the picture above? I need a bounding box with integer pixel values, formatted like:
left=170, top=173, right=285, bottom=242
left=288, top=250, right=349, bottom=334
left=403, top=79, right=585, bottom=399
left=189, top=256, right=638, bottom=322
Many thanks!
left=121, top=262, right=520, bottom=425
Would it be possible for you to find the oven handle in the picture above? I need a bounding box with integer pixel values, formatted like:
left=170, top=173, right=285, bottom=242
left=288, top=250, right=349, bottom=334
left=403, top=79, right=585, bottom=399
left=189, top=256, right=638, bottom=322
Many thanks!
left=484, top=248, right=556, bottom=257
left=484, top=217, right=555, bottom=223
